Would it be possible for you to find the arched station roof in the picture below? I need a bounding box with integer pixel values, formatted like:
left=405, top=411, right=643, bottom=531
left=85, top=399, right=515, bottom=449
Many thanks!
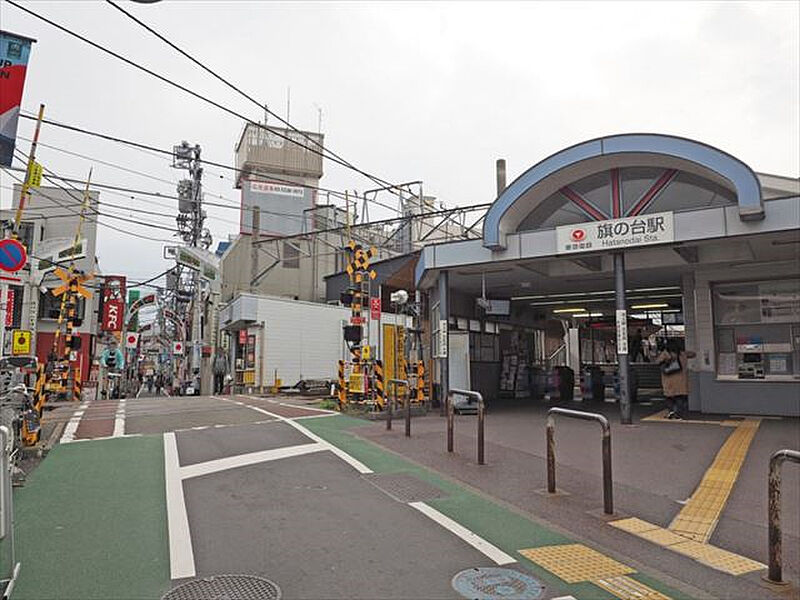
left=483, top=134, right=764, bottom=249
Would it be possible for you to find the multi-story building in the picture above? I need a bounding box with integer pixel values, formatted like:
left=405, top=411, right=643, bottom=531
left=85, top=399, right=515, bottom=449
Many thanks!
left=4, top=184, right=101, bottom=381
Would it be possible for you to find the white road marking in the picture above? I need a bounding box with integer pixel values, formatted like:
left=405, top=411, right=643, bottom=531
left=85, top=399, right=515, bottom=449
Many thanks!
left=59, top=401, right=90, bottom=444
left=216, top=395, right=373, bottom=474
left=64, top=433, right=142, bottom=444
left=179, top=442, right=326, bottom=480
left=163, top=432, right=196, bottom=580
left=112, top=398, right=126, bottom=437
left=293, top=413, right=336, bottom=421
left=277, top=402, right=339, bottom=414
left=408, top=501, right=516, bottom=565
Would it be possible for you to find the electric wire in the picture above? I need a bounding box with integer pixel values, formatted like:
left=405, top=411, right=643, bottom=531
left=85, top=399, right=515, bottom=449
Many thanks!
left=6, top=0, right=412, bottom=202
left=104, top=0, right=408, bottom=196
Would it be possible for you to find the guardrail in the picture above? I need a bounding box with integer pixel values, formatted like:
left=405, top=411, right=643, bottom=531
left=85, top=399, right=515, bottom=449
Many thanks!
left=0, top=426, right=20, bottom=598
left=386, top=379, right=410, bottom=435
left=766, top=448, right=800, bottom=585
left=446, top=389, right=485, bottom=465
left=546, top=407, right=613, bottom=515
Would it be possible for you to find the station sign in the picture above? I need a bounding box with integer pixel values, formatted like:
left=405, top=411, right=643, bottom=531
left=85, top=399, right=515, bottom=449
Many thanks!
left=435, top=319, right=448, bottom=358
left=556, top=212, right=674, bottom=255
left=615, top=310, right=628, bottom=355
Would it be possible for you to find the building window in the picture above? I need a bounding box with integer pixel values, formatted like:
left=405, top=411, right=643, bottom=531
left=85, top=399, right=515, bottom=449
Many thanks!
left=38, top=291, right=86, bottom=321
left=282, top=242, right=300, bottom=269
left=712, top=278, right=800, bottom=380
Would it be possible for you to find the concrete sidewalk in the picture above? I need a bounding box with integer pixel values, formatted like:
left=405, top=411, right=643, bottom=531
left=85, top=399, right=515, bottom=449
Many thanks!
left=353, top=398, right=800, bottom=599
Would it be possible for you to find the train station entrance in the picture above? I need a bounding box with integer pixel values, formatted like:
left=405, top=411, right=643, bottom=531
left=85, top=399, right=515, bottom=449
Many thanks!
left=416, top=134, right=800, bottom=418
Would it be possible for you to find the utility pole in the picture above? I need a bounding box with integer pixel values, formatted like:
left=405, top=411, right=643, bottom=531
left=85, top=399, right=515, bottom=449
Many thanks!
left=172, top=141, right=210, bottom=395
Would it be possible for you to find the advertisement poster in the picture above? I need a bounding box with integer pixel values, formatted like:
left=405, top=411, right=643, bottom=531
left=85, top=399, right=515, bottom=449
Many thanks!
left=0, top=31, right=35, bottom=167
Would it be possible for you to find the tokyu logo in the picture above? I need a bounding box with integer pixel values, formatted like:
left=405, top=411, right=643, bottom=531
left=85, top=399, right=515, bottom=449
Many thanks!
left=570, top=228, right=586, bottom=242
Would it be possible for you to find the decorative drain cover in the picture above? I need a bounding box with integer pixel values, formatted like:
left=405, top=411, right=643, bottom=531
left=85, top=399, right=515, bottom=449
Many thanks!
left=452, top=567, right=544, bottom=600
left=162, top=574, right=281, bottom=600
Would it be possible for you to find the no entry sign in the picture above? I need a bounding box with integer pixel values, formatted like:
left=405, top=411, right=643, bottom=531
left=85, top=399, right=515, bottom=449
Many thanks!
left=0, top=238, right=27, bottom=273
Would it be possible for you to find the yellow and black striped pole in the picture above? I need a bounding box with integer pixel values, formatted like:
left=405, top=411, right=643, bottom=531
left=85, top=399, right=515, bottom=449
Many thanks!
left=374, top=360, right=385, bottom=408
left=337, top=360, right=346, bottom=409
left=416, top=361, right=425, bottom=403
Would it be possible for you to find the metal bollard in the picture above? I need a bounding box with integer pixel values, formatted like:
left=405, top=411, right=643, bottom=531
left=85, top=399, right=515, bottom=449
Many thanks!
left=387, top=380, right=409, bottom=434
left=446, top=389, right=485, bottom=465
left=766, top=449, right=800, bottom=585
left=546, top=407, right=613, bottom=515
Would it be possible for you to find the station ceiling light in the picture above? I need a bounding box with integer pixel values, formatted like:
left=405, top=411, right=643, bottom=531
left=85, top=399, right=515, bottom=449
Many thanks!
left=630, top=303, right=670, bottom=309
left=553, top=307, right=587, bottom=313
left=574, top=312, right=604, bottom=318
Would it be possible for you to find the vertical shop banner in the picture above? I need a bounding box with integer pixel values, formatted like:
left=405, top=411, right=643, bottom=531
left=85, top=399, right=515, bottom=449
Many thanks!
left=0, top=31, right=35, bottom=167
left=127, top=289, right=140, bottom=331
left=101, top=275, right=127, bottom=332
left=4, top=288, right=13, bottom=327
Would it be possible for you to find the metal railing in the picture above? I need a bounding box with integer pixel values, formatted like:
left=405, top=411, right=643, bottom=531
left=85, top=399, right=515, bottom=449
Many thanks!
left=446, top=389, right=485, bottom=465
left=386, top=379, right=410, bottom=435
left=546, top=407, right=613, bottom=515
left=766, top=449, right=800, bottom=585
left=0, top=426, right=20, bottom=598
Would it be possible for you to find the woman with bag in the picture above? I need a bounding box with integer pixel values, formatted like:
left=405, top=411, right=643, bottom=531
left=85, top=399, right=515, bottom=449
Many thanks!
left=657, top=339, right=696, bottom=420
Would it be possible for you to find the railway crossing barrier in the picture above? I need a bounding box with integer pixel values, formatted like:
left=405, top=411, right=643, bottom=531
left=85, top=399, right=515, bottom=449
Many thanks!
left=446, top=389, right=485, bottom=465
left=546, top=407, right=614, bottom=515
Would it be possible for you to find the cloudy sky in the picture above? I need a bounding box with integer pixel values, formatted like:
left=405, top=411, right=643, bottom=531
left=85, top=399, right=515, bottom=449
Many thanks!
left=1, top=1, right=798, bottom=283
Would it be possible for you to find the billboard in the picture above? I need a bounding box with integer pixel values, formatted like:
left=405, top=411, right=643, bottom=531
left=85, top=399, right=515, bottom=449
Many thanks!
left=0, top=31, right=35, bottom=167
left=240, top=178, right=314, bottom=236
left=101, top=275, right=126, bottom=332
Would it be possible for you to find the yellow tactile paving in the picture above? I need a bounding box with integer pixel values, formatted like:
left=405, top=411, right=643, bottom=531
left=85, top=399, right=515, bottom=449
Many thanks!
left=594, top=575, right=672, bottom=600
left=671, top=541, right=765, bottom=575
left=609, top=517, right=765, bottom=575
left=667, top=418, right=760, bottom=543
left=519, top=544, right=635, bottom=583
left=636, top=528, right=689, bottom=546
left=609, top=517, right=660, bottom=534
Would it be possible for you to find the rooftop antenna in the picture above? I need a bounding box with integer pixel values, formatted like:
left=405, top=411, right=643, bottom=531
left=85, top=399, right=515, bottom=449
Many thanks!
left=286, top=86, right=291, bottom=123
left=313, top=103, right=323, bottom=134
left=263, top=104, right=268, bottom=125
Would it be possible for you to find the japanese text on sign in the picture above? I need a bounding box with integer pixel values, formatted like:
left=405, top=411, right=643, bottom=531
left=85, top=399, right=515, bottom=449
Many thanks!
left=556, top=212, right=674, bottom=254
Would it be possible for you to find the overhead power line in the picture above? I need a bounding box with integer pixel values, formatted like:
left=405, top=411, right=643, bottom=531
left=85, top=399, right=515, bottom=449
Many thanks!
left=7, top=0, right=413, bottom=200
left=104, top=0, right=405, bottom=195
left=17, top=111, right=402, bottom=215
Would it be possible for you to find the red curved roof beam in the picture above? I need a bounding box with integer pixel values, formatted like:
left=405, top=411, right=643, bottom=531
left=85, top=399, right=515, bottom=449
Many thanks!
left=559, top=186, right=608, bottom=222
left=627, top=169, right=678, bottom=217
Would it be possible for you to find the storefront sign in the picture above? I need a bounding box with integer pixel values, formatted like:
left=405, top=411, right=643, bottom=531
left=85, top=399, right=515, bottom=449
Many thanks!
left=5, top=288, right=13, bottom=327
left=101, top=275, right=126, bottom=332
left=556, top=212, right=674, bottom=254
left=250, top=181, right=304, bottom=198
left=615, top=309, right=628, bottom=354
left=238, top=330, right=248, bottom=345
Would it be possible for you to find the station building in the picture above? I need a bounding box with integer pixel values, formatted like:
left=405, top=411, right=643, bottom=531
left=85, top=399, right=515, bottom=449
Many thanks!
left=415, top=134, right=800, bottom=416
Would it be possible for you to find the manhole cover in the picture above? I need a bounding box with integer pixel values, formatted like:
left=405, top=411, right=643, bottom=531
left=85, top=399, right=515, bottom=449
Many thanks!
left=363, top=472, right=447, bottom=503
left=162, top=574, right=281, bottom=600
left=452, top=567, right=543, bottom=600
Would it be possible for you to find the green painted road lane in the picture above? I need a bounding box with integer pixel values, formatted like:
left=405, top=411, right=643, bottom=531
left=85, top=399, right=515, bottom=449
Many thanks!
left=11, top=436, right=170, bottom=600
left=301, top=414, right=692, bottom=600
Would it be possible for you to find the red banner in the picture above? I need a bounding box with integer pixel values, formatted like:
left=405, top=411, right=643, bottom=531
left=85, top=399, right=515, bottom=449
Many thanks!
left=5, top=288, right=13, bottom=327
left=101, top=275, right=126, bottom=332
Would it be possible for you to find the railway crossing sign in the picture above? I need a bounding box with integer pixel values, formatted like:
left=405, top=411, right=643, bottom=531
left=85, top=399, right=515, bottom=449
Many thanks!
left=0, top=238, right=28, bottom=273
left=52, top=267, right=93, bottom=299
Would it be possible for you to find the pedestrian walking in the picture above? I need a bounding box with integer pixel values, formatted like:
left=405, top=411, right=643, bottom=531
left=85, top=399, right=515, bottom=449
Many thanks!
left=213, top=348, right=228, bottom=394
left=656, top=339, right=696, bottom=419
